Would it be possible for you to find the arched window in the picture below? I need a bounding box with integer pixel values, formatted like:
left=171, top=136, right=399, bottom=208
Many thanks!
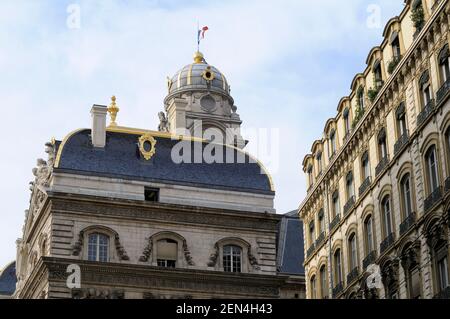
left=391, top=32, right=401, bottom=59
left=425, top=145, right=440, bottom=194
left=332, top=191, right=340, bottom=218
left=320, top=265, right=328, bottom=299
left=329, top=130, right=337, bottom=156
left=316, top=152, right=323, bottom=175
left=361, top=152, right=370, bottom=180
left=373, top=61, right=383, bottom=89
left=348, top=233, right=358, bottom=271
left=364, top=215, right=375, bottom=254
left=88, top=233, right=109, bottom=262
left=446, top=128, right=450, bottom=170
left=310, top=275, right=317, bottom=299
left=358, top=87, right=365, bottom=110
left=343, top=108, right=351, bottom=135
left=318, top=209, right=325, bottom=235
left=156, top=239, right=178, bottom=268
left=307, top=165, right=314, bottom=188
left=346, top=171, right=355, bottom=200
left=438, top=44, right=450, bottom=83
left=309, top=220, right=316, bottom=245
left=396, top=102, right=408, bottom=137
left=400, top=174, right=413, bottom=219
left=419, top=70, right=432, bottom=108
left=382, top=195, right=393, bottom=238
left=334, top=249, right=343, bottom=285
left=223, top=245, right=242, bottom=273
left=378, top=128, right=388, bottom=160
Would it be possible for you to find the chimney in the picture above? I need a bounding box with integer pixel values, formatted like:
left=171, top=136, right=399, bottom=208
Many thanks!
left=90, top=104, right=107, bottom=148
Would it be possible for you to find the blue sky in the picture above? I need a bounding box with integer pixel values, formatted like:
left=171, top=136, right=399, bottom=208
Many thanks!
left=0, top=0, right=405, bottom=267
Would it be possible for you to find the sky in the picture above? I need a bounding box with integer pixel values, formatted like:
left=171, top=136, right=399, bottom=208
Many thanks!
left=0, top=0, right=405, bottom=268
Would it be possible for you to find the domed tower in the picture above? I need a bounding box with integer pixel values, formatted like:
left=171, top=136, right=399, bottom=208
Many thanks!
left=160, top=51, right=245, bottom=149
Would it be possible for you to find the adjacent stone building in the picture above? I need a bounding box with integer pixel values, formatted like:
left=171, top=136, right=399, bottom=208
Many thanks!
left=299, top=0, right=450, bottom=299
left=13, top=52, right=305, bottom=299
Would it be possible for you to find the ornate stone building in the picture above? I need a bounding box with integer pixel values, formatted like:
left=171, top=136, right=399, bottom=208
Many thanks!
left=13, top=52, right=305, bottom=299
left=299, top=0, right=450, bottom=299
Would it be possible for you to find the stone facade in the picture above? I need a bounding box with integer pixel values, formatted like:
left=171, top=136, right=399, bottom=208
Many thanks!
left=300, top=0, right=450, bottom=299
left=14, top=51, right=305, bottom=299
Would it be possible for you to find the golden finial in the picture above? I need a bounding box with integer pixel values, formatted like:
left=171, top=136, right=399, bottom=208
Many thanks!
left=107, top=95, right=120, bottom=127
left=193, top=51, right=204, bottom=64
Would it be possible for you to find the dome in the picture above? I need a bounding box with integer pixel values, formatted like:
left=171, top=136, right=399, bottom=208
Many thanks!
left=164, top=52, right=232, bottom=104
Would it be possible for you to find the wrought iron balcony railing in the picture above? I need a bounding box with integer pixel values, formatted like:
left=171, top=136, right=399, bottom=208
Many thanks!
left=437, top=78, right=450, bottom=104
left=315, top=232, right=326, bottom=248
left=329, top=214, right=341, bottom=232
left=359, top=176, right=372, bottom=197
left=394, top=132, right=409, bottom=156
left=347, top=267, right=359, bottom=284
left=417, top=99, right=436, bottom=127
left=424, top=186, right=443, bottom=213
left=445, top=177, right=450, bottom=194
left=433, top=286, right=450, bottom=299
left=332, top=282, right=344, bottom=298
left=400, top=212, right=416, bottom=237
left=362, top=251, right=377, bottom=270
left=380, top=233, right=395, bottom=255
left=343, top=196, right=356, bottom=218
left=306, top=243, right=316, bottom=258
left=375, top=156, right=389, bottom=177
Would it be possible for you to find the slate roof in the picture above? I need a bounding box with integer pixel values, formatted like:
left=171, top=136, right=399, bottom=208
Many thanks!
left=55, top=129, right=274, bottom=195
left=277, top=210, right=304, bottom=275
left=0, top=262, right=16, bottom=296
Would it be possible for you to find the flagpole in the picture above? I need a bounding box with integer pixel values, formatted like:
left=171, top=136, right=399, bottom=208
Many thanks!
left=197, top=20, right=199, bottom=52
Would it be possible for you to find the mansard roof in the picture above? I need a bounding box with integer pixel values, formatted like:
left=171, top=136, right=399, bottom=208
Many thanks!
left=277, top=211, right=304, bottom=275
left=54, top=129, right=274, bottom=194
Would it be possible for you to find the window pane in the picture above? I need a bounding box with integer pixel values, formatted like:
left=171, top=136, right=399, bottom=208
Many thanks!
left=223, top=245, right=242, bottom=273
left=384, top=198, right=392, bottom=235
left=409, top=268, right=421, bottom=299
left=88, top=234, right=98, bottom=262
left=366, top=217, right=373, bottom=253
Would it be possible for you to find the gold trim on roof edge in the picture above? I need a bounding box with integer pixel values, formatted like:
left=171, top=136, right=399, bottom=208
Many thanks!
left=53, top=126, right=275, bottom=192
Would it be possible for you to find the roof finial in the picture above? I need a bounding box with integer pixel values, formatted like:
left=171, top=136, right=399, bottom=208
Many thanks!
left=107, top=95, right=120, bottom=127
left=193, top=51, right=204, bottom=64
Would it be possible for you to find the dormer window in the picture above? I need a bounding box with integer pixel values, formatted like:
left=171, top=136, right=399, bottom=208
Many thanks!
left=307, top=165, right=314, bottom=188
left=391, top=32, right=401, bottom=59
left=373, top=61, right=383, bottom=89
left=343, top=108, right=350, bottom=134
left=396, top=102, right=408, bottom=137
left=88, top=233, right=109, bottom=262
left=316, top=152, right=323, bottom=175
left=357, top=88, right=365, bottom=110
left=329, top=130, right=337, bottom=156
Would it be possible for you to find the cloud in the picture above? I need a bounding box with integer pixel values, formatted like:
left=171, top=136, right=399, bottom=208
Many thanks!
left=0, top=0, right=404, bottom=266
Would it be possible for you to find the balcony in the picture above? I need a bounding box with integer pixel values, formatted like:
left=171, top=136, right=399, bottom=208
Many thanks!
left=394, top=132, right=409, bottom=156
left=399, top=212, right=416, bottom=237
left=417, top=99, right=436, bottom=127
left=387, top=55, right=402, bottom=74
left=362, top=251, right=377, bottom=270
left=347, top=267, right=359, bottom=285
left=343, top=196, right=356, bottom=218
left=315, top=232, right=326, bottom=248
left=332, top=282, right=344, bottom=298
left=445, top=177, right=450, bottom=194
left=375, top=156, right=389, bottom=177
left=380, top=233, right=395, bottom=255
left=437, top=78, right=450, bottom=104
left=329, top=214, right=341, bottom=232
left=424, top=186, right=443, bottom=213
left=359, top=176, right=372, bottom=197
left=306, top=243, right=316, bottom=258
left=433, top=286, right=450, bottom=299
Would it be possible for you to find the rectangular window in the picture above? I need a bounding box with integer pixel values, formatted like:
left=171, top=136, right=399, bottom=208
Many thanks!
left=333, top=193, right=340, bottom=217
left=409, top=268, right=422, bottom=299
left=442, top=59, right=450, bottom=82
left=427, top=148, right=440, bottom=192
left=423, top=85, right=431, bottom=106
left=366, top=218, right=374, bottom=253
left=384, top=199, right=392, bottom=236
left=157, top=259, right=176, bottom=268
left=145, top=187, right=160, bottom=202
left=320, top=267, right=328, bottom=298
left=350, top=237, right=357, bottom=269
left=438, top=256, right=449, bottom=291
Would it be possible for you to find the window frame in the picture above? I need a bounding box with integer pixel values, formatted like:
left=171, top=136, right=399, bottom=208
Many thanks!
left=87, top=232, right=110, bottom=263
left=381, top=195, right=393, bottom=238
left=333, top=249, right=343, bottom=285
left=223, top=244, right=242, bottom=273
left=425, top=145, right=440, bottom=194
left=364, top=215, right=375, bottom=254
left=348, top=233, right=358, bottom=271
left=400, top=173, right=414, bottom=219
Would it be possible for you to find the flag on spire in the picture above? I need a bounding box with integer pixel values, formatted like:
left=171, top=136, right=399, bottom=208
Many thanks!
left=197, top=26, right=209, bottom=46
